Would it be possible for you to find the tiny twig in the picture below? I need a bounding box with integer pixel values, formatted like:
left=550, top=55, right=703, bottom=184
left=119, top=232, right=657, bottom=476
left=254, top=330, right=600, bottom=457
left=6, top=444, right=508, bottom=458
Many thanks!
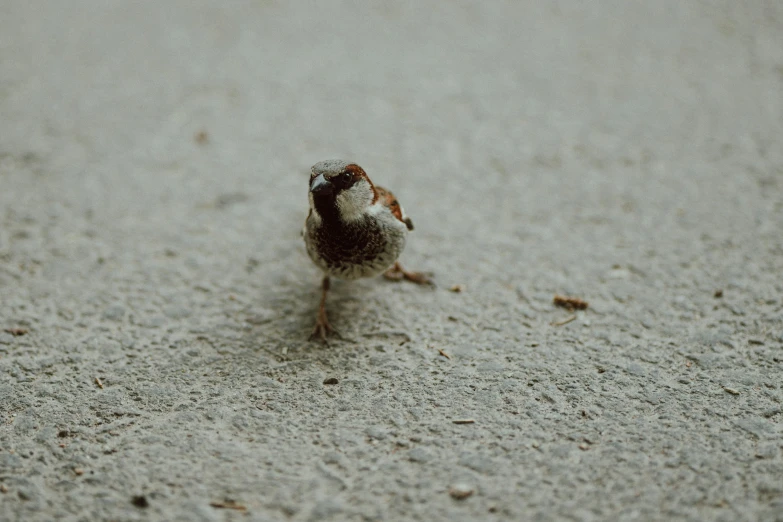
left=452, top=419, right=475, bottom=424
left=209, top=501, right=247, bottom=511
left=94, top=377, right=104, bottom=389
left=437, top=348, right=451, bottom=360
left=551, top=315, right=576, bottom=326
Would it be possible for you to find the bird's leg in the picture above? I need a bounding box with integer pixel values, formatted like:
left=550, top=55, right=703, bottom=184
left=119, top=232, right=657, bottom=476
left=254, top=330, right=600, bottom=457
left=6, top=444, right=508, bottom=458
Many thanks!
left=310, top=276, right=339, bottom=342
left=383, top=261, right=434, bottom=286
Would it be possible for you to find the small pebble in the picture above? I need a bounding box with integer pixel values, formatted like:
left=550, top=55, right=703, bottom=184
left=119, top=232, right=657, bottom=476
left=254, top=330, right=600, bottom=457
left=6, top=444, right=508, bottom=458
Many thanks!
left=323, top=377, right=339, bottom=385
left=449, top=484, right=474, bottom=500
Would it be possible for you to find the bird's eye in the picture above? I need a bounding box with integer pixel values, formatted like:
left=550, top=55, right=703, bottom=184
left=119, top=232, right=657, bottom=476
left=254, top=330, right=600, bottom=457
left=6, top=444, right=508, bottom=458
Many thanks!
left=341, top=172, right=353, bottom=184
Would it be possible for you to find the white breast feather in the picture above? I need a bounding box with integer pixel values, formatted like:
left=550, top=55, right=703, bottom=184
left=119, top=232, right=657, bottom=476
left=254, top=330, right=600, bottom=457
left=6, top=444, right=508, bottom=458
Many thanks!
left=335, top=181, right=374, bottom=222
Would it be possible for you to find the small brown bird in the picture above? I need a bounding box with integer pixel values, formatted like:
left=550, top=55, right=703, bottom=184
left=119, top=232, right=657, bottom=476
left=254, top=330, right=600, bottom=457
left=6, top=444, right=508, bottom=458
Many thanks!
left=303, top=160, right=431, bottom=340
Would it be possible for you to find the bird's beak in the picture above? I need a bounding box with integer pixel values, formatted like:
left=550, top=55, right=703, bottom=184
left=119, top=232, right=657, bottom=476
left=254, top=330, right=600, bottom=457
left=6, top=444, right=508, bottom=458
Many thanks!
left=310, top=174, right=334, bottom=197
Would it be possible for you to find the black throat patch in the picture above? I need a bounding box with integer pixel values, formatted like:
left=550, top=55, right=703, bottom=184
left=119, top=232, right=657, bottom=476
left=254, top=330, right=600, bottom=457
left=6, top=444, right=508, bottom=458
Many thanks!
left=312, top=194, right=340, bottom=224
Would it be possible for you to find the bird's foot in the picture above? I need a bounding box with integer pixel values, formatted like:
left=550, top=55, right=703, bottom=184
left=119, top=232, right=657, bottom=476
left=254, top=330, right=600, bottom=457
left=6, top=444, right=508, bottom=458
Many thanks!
left=383, top=262, right=435, bottom=286
left=309, top=307, right=340, bottom=344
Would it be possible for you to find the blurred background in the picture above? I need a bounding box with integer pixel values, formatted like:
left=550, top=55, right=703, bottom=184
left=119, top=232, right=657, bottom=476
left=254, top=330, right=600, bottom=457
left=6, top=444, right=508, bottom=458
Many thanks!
left=3, top=1, right=781, bottom=287
left=3, top=0, right=781, bottom=316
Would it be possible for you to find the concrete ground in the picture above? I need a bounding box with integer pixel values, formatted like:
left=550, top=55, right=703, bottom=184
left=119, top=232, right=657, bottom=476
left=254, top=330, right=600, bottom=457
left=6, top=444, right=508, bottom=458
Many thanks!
left=1, top=1, right=782, bottom=520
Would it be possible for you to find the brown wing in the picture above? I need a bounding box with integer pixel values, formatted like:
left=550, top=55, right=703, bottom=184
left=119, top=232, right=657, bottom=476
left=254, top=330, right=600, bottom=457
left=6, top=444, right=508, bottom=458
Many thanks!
left=375, top=186, right=414, bottom=231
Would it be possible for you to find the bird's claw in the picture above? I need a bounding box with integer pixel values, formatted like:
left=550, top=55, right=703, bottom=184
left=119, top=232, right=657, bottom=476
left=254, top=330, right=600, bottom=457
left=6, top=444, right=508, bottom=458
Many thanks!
left=309, top=314, right=341, bottom=344
left=383, top=263, right=435, bottom=287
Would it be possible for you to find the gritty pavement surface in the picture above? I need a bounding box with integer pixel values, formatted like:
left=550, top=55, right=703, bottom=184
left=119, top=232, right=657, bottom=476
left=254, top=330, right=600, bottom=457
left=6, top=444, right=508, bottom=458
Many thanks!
left=1, top=2, right=782, bottom=521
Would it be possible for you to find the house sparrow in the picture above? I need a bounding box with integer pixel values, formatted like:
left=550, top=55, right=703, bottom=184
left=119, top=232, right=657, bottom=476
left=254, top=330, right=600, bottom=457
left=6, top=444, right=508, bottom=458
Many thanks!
left=303, top=160, right=432, bottom=341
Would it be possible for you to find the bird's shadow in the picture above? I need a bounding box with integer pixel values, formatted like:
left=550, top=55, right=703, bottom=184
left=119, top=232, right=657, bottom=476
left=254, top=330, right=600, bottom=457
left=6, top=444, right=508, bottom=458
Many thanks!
left=240, top=272, right=415, bottom=360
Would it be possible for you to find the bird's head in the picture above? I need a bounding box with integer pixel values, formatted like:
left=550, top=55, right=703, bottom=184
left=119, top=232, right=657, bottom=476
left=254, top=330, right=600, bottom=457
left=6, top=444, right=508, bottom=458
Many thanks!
left=308, top=160, right=377, bottom=222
